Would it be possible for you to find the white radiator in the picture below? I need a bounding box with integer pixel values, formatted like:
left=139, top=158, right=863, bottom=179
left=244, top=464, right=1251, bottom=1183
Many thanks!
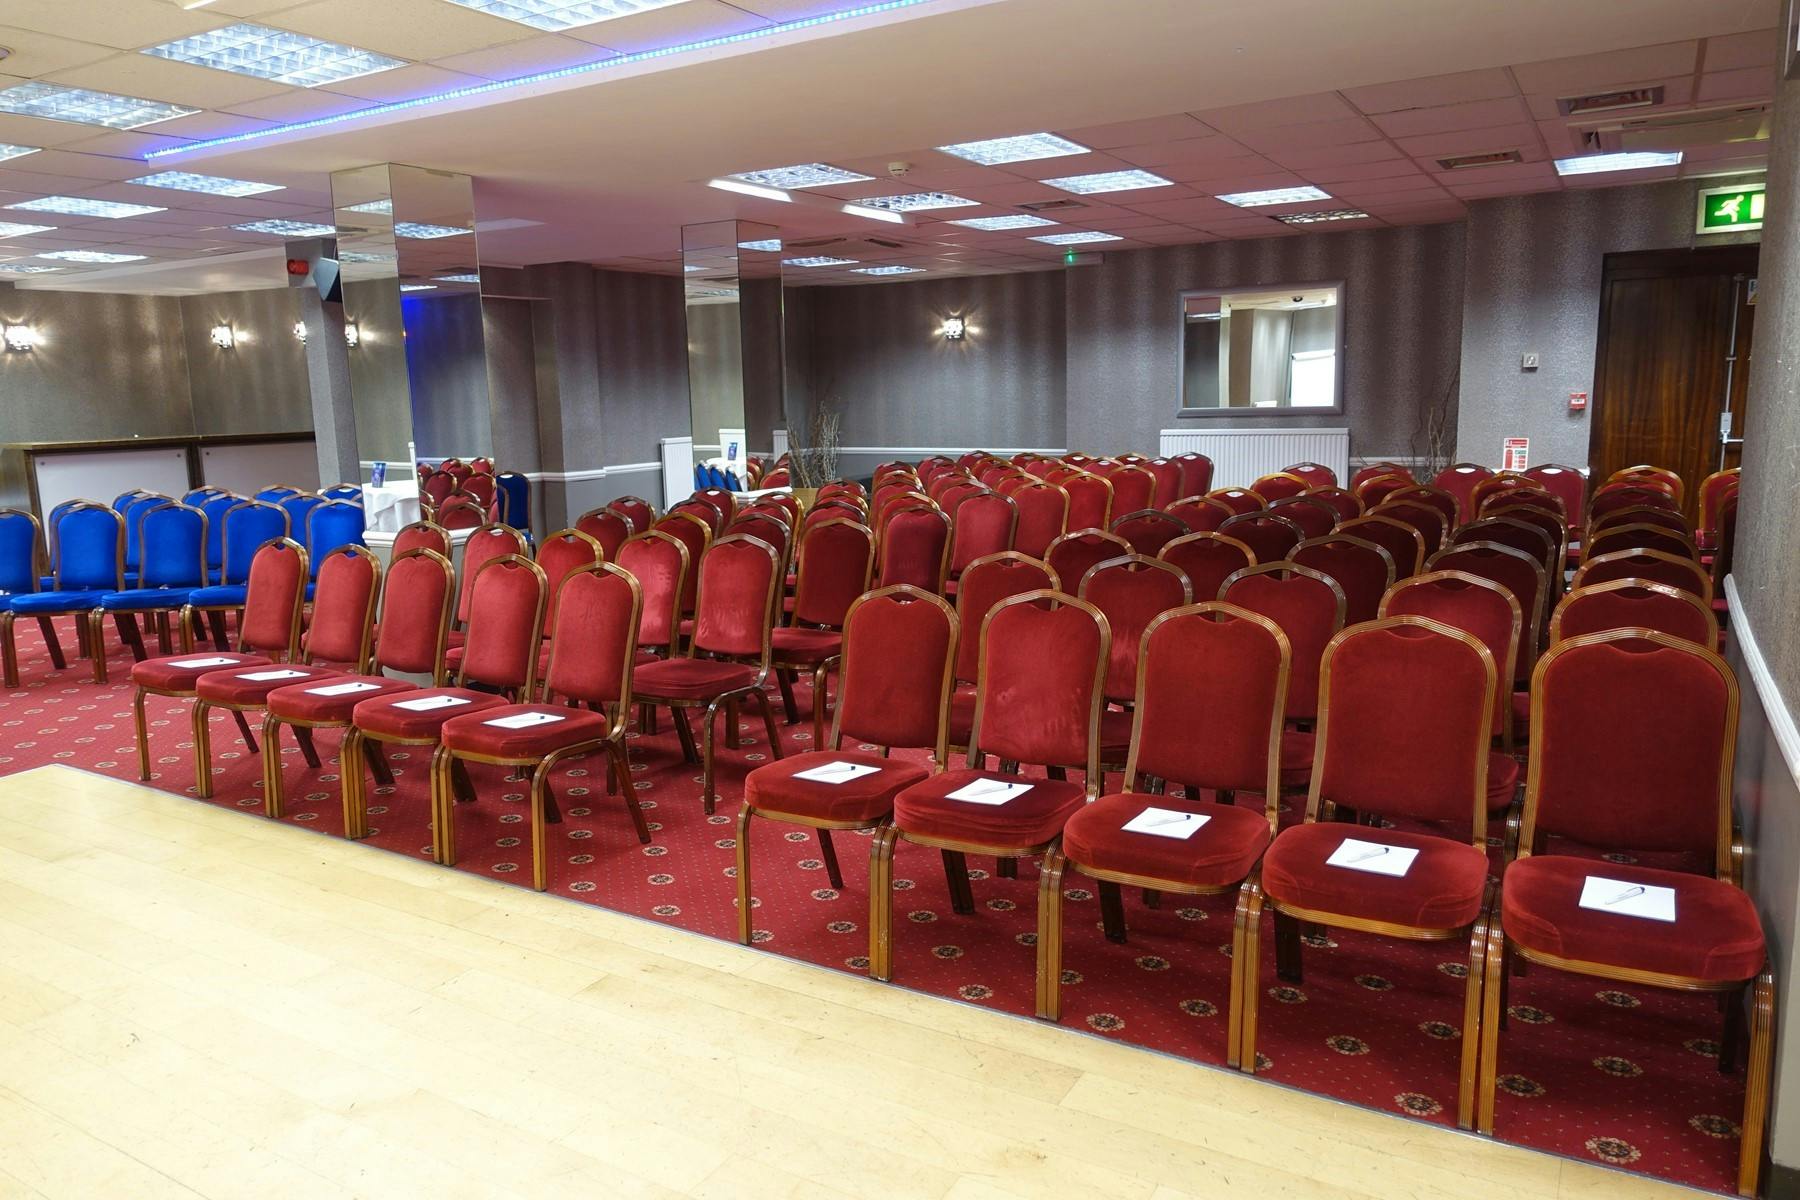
left=1159, top=427, right=1350, bottom=489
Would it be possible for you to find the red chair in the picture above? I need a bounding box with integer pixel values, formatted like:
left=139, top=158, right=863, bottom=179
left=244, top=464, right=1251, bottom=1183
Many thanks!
left=1372, top=498, right=1449, bottom=559
left=1591, top=504, right=1692, bottom=538
left=1266, top=496, right=1336, bottom=540
left=1482, top=504, right=1568, bottom=575
left=1468, top=473, right=1534, bottom=514
left=1349, top=462, right=1412, bottom=492
left=1585, top=522, right=1699, bottom=564
left=1711, top=493, right=1739, bottom=611
left=453, top=524, right=530, bottom=641
left=1043, top=602, right=1288, bottom=1051
left=1354, top=472, right=1413, bottom=509
left=729, top=512, right=792, bottom=578
left=1589, top=484, right=1678, bottom=526
left=1173, top=452, right=1214, bottom=498
left=1078, top=555, right=1191, bottom=766
left=1432, top=462, right=1495, bottom=522
left=633, top=535, right=785, bottom=814
left=608, top=496, right=655, bottom=533
left=1206, top=487, right=1264, bottom=515
left=817, top=480, right=866, bottom=503
left=617, top=530, right=689, bottom=663
left=1159, top=531, right=1255, bottom=602
left=1283, top=462, right=1337, bottom=488
left=576, top=507, right=632, bottom=560
left=654, top=512, right=712, bottom=620
left=946, top=552, right=1060, bottom=750
left=1337, top=514, right=1424, bottom=577
left=1164, top=495, right=1232, bottom=532
left=874, top=591, right=1108, bottom=1000
left=435, top=563, right=646, bottom=891
left=421, top=471, right=456, bottom=508
left=1478, top=632, right=1771, bottom=1194
left=1046, top=529, right=1129, bottom=593
left=926, top=471, right=972, bottom=503
left=1302, top=486, right=1361, bottom=523
left=1427, top=541, right=1546, bottom=690
left=1240, top=616, right=1497, bottom=1128
left=1452, top=517, right=1559, bottom=609
left=1144, top=458, right=1182, bottom=507
left=461, top=473, right=498, bottom=512
left=738, top=586, right=956, bottom=943
left=773, top=519, right=874, bottom=741
left=1521, top=464, right=1585, bottom=528
left=1249, top=472, right=1309, bottom=503
left=1606, top=463, right=1684, bottom=502
left=1106, top=463, right=1157, bottom=513
left=876, top=505, right=950, bottom=594
left=393, top=519, right=450, bottom=560
left=437, top=496, right=485, bottom=530
left=1697, top=468, right=1741, bottom=550
left=129, top=539, right=308, bottom=796
left=1479, top=484, right=1563, bottom=520
left=1011, top=481, right=1069, bottom=559
left=1109, top=509, right=1186, bottom=557
left=948, top=490, right=1018, bottom=581
left=802, top=500, right=864, bottom=536
left=1063, top=472, right=1115, bottom=530
left=1218, top=513, right=1303, bottom=564
left=1221, top=564, right=1346, bottom=792
left=1574, top=548, right=1712, bottom=605
left=1550, top=578, right=1718, bottom=648
left=531, top=528, right=605, bottom=651
left=671, top=497, right=725, bottom=536
left=1387, top=483, right=1459, bottom=532
left=1292, top=534, right=1395, bottom=624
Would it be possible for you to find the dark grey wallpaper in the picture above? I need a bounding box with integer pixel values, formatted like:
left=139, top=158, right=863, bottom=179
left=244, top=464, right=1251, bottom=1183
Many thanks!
left=405, top=292, right=492, bottom=460
left=180, top=288, right=310, bottom=437
left=593, top=267, right=690, bottom=466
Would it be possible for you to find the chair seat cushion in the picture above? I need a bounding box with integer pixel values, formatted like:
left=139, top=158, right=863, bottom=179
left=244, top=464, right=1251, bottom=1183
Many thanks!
left=633, top=658, right=761, bottom=701
left=132, top=651, right=273, bottom=693
left=1063, top=793, right=1270, bottom=889
left=1279, top=730, right=1315, bottom=788
left=770, top=627, right=841, bottom=662
left=99, top=587, right=195, bottom=612
left=745, top=749, right=929, bottom=823
left=196, top=663, right=342, bottom=706
left=9, top=590, right=110, bottom=614
left=1500, top=856, right=1764, bottom=983
left=267, top=674, right=419, bottom=723
left=352, top=687, right=506, bottom=740
left=1262, top=822, right=1488, bottom=930
left=893, top=768, right=1085, bottom=848
left=1099, top=708, right=1134, bottom=756
left=1488, top=752, right=1520, bottom=813
left=440, top=703, right=610, bottom=759
left=187, top=584, right=247, bottom=608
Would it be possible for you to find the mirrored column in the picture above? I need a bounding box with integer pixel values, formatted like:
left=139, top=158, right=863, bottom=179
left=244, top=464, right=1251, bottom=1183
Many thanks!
left=681, top=220, right=784, bottom=488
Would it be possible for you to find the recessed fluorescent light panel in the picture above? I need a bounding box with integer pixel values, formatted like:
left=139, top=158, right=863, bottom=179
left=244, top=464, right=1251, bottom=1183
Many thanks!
left=840, top=202, right=903, bottom=224
left=1217, top=185, right=1332, bottom=208
left=440, top=0, right=693, bottom=32
left=128, top=171, right=284, bottom=197
left=851, top=265, right=924, bottom=275
left=737, top=239, right=783, bottom=252
left=143, top=23, right=405, bottom=87
left=232, top=219, right=337, bottom=237
left=0, top=144, right=41, bottom=163
left=0, top=82, right=198, bottom=130
left=0, top=264, right=61, bottom=274
left=853, top=193, right=977, bottom=212
left=433, top=273, right=481, bottom=283
left=1553, top=151, right=1682, bottom=176
left=0, top=223, right=56, bottom=239
left=400, top=283, right=437, bottom=292
left=1042, top=169, right=1172, bottom=194
left=38, top=250, right=147, bottom=263
left=947, top=214, right=1058, bottom=231
left=728, top=163, right=873, bottom=189
left=1028, top=231, right=1122, bottom=245
left=783, top=256, right=858, bottom=267
left=344, top=200, right=393, bottom=214
left=937, top=132, right=1088, bottom=166
left=7, top=196, right=166, bottom=219
left=1274, top=208, right=1370, bottom=224
left=394, top=222, right=471, bottom=239
left=709, top=178, right=791, bottom=202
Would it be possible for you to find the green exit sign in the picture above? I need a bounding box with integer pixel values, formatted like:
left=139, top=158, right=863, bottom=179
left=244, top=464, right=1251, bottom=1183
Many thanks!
left=1697, top=183, right=1766, bottom=234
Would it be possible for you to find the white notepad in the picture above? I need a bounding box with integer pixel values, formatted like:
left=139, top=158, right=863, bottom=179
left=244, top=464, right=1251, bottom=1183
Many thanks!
left=793, top=760, right=881, bottom=785
left=236, top=669, right=308, bottom=682
left=393, top=695, right=471, bottom=712
left=946, top=778, right=1033, bottom=806
left=169, top=656, right=238, bottom=668
left=306, top=680, right=382, bottom=696
left=1326, top=837, right=1419, bottom=878
left=1578, top=875, right=1677, bottom=922
left=1122, top=806, right=1211, bottom=840
left=484, top=711, right=566, bottom=730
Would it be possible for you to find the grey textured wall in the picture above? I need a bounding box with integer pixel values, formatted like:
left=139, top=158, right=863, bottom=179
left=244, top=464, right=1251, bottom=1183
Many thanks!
left=1458, top=177, right=1763, bottom=471
left=343, top=279, right=413, bottom=465
left=482, top=296, right=541, bottom=474
left=180, top=288, right=311, bottom=437
left=593, top=267, right=690, bottom=466
left=1065, top=222, right=1464, bottom=458
left=685, top=301, right=741, bottom=450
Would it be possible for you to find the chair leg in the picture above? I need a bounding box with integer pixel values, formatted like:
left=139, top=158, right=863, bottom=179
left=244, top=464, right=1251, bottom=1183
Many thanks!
left=816, top=828, right=844, bottom=889
left=996, top=857, right=1019, bottom=880
left=811, top=661, right=831, bottom=748
left=610, top=741, right=650, bottom=844
left=699, top=699, right=721, bottom=815
left=1098, top=880, right=1128, bottom=944
left=259, top=713, right=283, bottom=819
left=671, top=706, right=699, bottom=763
left=725, top=697, right=741, bottom=750
left=449, top=757, right=477, bottom=805
left=940, top=849, right=975, bottom=914
left=206, top=611, right=228, bottom=651
left=1228, top=872, right=1258, bottom=1070
left=35, top=616, right=65, bottom=670
left=225, top=707, right=258, bottom=755
left=528, top=758, right=552, bottom=892
left=338, top=726, right=365, bottom=841
left=1034, top=846, right=1066, bottom=1021
left=1274, top=911, right=1304, bottom=983
left=1236, top=879, right=1265, bottom=1074
left=735, top=805, right=755, bottom=945
left=367, top=741, right=395, bottom=788
left=748, top=687, right=785, bottom=761
left=133, top=688, right=152, bottom=781
left=1457, top=916, right=1488, bottom=1131
left=191, top=699, right=214, bottom=798
left=868, top=825, right=899, bottom=981
left=0, top=613, right=16, bottom=688
left=293, top=725, right=321, bottom=770
left=89, top=611, right=108, bottom=684
left=1141, top=887, right=1161, bottom=909
left=113, top=611, right=147, bottom=662
left=1738, top=969, right=1776, bottom=1198
left=431, top=744, right=456, bottom=866
left=1477, top=927, right=1507, bottom=1134
left=775, top=668, right=799, bottom=725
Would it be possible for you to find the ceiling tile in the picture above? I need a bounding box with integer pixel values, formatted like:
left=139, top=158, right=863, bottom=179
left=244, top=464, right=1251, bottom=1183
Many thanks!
left=1057, top=113, right=1210, bottom=149
left=219, top=89, right=377, bottom=123
left=44, top=52, right=292, bottom=110
left=1109, top=135, right=1260, bottom=169
left=1392, top=124, right=1541, bottom=158
left=1368, top=96, right=1531, bottom=139
left=3, top=148, right=145, bottom=180
left=1704, top=29, right=1781, bottom=71
left=0, top=26, right=118, bottom=78
left=1262, top=140, right=1407, bottom=170
left=1341, top=67, right=1518, bottom=114
left=1192, top=91, right=1358, bottom=133
left=431, top=33, right=610, bottom=81
left=1304, top=159, right=1430, bottom=184
left=1429, top=159, right=1557, bottom=187
left=147, top=109, right=281, bottom=140
left=0, top=1, right=226, bottom=51
left=268, top=0, right=535, bottom=60
left=1696, top=67, right=1777, bottom=103
left=1232, top=116, right=1385, bottom=154
left=573, top=1, right=769, bottom=52
left=321, top=63, right=489, bottom=103
left=1509, top=41, right=1701, bottom=95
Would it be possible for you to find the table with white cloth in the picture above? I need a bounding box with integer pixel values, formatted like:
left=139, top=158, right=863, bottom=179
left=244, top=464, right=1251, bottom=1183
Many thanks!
left=361, top=480, right=421, bottom=534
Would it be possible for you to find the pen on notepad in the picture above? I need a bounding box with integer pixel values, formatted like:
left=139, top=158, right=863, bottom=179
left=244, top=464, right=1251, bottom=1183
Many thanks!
left=963, top=780, right=1014, bottom=796
left=1601, top=885, right=1646, bottom=907
left=1341, top=845, right=1391, bottom=865
left=1141, top=811, right=1196, bottom=827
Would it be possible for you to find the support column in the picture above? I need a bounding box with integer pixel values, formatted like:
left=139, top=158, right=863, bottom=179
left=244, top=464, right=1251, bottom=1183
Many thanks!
left=287, top=237, right=358, bottom=486
left=681, top=221, right=786, bottom=489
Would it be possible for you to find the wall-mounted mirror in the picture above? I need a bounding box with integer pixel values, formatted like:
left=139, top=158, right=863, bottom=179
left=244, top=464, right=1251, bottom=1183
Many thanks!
left=1180, top=283, right=1343, bottom=415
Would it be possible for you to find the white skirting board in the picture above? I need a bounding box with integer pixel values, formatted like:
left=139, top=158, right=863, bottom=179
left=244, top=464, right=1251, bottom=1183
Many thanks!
left=1727, top=575, right=1800, bottom=785
left=1159, top=427, right=1350, bottom=489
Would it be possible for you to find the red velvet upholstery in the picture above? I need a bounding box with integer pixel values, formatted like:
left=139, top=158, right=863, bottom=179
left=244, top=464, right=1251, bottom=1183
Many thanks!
left=1350, top=463, right=1412, bottom=492
left=608, top=496, right=653, bottom=534
left=1219, top=513, right=1303, bottom=564
left=1523, top=465, right=1586, bottom=528
left=1131, top=605, right=1285, bottom=791
left=1586, top=524, right=1698, bottom=563
left=1592, top=505, right=1691, bottom=537
left=1159, top=533, right=1254, bottom=602
left=1591, top=485, right=1679, bottom=520
left=576, top=509, right=631, bottom=559
left=1144, top=459, right=1181, bottom=507
left=1354, top=474, right=1413, bottom=508
left=239, top=541, right=307, bottom=653
left=877, top=507, right=949, bottom=593
left=654, top=514, right=710, bottom=615
left=633, top=658, right=761, bottom=699
left=672, top=498, right=724, bottom=535
left=393, top=521, right=450, bottom=559
left=1284, top=462, right=1336, bottom=488
left=1380, top=572, right=1520, bottom=735
left=1484, top=488, right=1566, bottom=521
left=1500, top=857, right=1762, bottom=981
left=266, top=674, right=418, bottom=723
left=694, top=487, right=736, bottom=528
left=972, top=598, right=1104, bottom=768
left=1010, top=483, right=1069, bottom=559
left=1698, top=470, right=1741, bottom=548
left=1221, top=568, right=1344, bottom=720
left=894, top=768, right=1086, bottom=845
left=1489, top=752, right=1519, bottom=811
left=1263, top=823, right=1488, bottom=928
left=1304, top=487, right=1362, bottom=523
left=541, top=566, right=638, bottom=704
left=458, top=556, right=547, bottom=691
left=1427, top=543, right=1543, bottom=679
left=1279, top=729, right=1313, bottom=788
left=1106, top=465, right=1156, bottom=514
left=1338, top=516, right=1424, bottom=577
left=1554, top=582, right=1715, bottom=647
left=1575, top=549, right=1711, bottom=602
left=1266, top=497, right=1335, bottom=540
left=815, top=589, right=956, bottom=750
left=1454, top=518, right=1556, bottom=576
left=954, top=554, right=1057, bottom=682
left=534, top=531, right=603, bottom=638
left=1482, top=505, right=1567, bottom=565
left=948, top=492, right=1017, bottom=576
left=1078, top=557, right=1191, bottom=700
left=352, top=687, right=506, bottom=739
left=372, top=549, right=452, bottom=675
left=1206, top=488, right=1264, bottom=516
left=305, top=548, right=376, bottom=665
left=1173, top=453, right=1214, bottom=498
left=132, top=652, right=272, bottom=692
left=1163, top=496, right=1231, bottom=533
left=1045, top=532, right=1126, bottom=600
left=1110, top=510, right=1186, bottom=557
left=1372, top=500, right=1448, bottom=557
left=1250, top=472, right=1309, bottom=503
left=1292, top=536, right=1394, bottom=624
left=770, top=626, right=841, bottom=661
left=617, top=531, right=687, bottom=651
left=1064, top=794, right=1271, bottom=887
left=729, top=514, right=790, bottom=564
left=455, top=525, right=528, bottom=624
left=745, top=749, right=930, bottom=822
left=790, top=521, right=872, bottom=629
left=195, top=662, right=340, bottom=705
left=1063, top=474, right=1114, bottom=530
left=691, top=536, right=777, bottom=659
left=1431, top=464, right=1494, bottom=522
left=439, top=703, right=610, bottom=758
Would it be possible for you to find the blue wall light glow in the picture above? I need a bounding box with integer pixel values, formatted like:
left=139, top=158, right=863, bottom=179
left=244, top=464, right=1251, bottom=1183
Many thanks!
left=145, top=0, right=938, bottom=162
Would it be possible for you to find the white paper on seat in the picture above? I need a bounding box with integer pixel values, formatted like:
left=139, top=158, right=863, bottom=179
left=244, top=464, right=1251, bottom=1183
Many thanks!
left=168, top=656, right=238, bottom=668
left=306, top=680, right=382, bottom=696
left=484, top=711, right=566, bottom=730
left=1578, top=875, right=1676, bottom=922
left=1122, top=806, right=1211, bottom=840
left=393, top=695, right=471, bottom=712
left=793, top=760, right=881, bottom=785
left=236, top=669, right=308, bottom=682
left=946, top=778, right=1033, bottom=806
left=1326, top=837, right=1419, bottom=877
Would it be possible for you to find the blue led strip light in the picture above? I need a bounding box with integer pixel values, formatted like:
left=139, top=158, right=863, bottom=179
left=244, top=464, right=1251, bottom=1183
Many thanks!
left=146, top=0, right=935, bottom=161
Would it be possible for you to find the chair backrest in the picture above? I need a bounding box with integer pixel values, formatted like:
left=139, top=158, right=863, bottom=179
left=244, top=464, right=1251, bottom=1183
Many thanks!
left=1479, top=485, right=1565, bottom=521
left=1336, top=513, right=1424, bottom=577
left=1453, top=516, right=1557, bottom=587
left=1523, top=631, right=1736, bottom=873
left=693, top=486, right=736, bottom=527
left=876, top=505, right=951, bottom=594
left=121, top=493, right=166, bottom=575
left=1249, top=471, right=1309, bottom=503
left=541, top=563, right=641, bottom=719
left=1469, top=473, right=1537, bottom=514
left=1291, top=534, right=1395, bottom=625
left=574, top=507, right=631, bottom=560
left=196, top=492, right=239, bottom=570
left=1606, top=464, right=1684, bottom=502
left=1218, top=512, right=1304, bottom=564
left=792, top=519, right=874, bottom=629
left=1284, top=461, right=1337, bottom=488
left=1550, top=578, right=1718, bottom=649
left=672, top=497, right=724, bottom=535
left=1303, top=486, right=1362, bottom=523
left=278, top=493, right=324, bottom=546
left=1353, top=473, right=1413, bottom=509
left=462, top=474, right=498, bottom=507
left=829, top=585, right=957, bottom=757
left=238, top=538, right=309, bottom=658
left=729, top=513, right=791, bottom=571
left=1574, top=547, right=1712, bottom=604
left=1523, top=464, right=1586, bottom=529
left=1164, top=495, right=1232, bottom=532
left=0, top=509, right=42, bottom=595
left=1430, top=462, right=1495, bottom=521
left=457, top=553, right=549, bottom=693
left=1585, top=522, right=1698, bottom=563
left=1483, top=504, right=1568, bottom=571
left=1158, top=531, right=1255, bottom=601
left=954, top=552, right=1060, bottom=683
left=305, top=545, right=380, bottom=670
left=217, top=501, right=289, bottom=586
left=457, top=523, right=530, bottom=624
left=253, top=484, right=300, bottom=504
left=1107, top=464, right=1157, bottom=513
left=654, top=512, right=712, bottom=615
left=608, top=496, right=654, bottom=533
left=136, top=503, right=207, bottom=589
left=305, top=499, right=365, bottom=571
left=437, top=497, right=486, bottom=530
left=1123, top=603, right=1287, bottom=806
left=1078, top=554, right=1192, bottom=701
left=1062, top=472, right=1114, bottom=530
left=1371, top=498, right=1449, bottom=557
left=1046, top=529, right=1129, bottom=595
left=320, top=483, right=363, bottom=502
left=1589, top=483, right=1677, bottom=524
left=616, top=530, right=688, bottom=653
left=948, top=490, right=1018, bottom=576
left=372, top=548, right=455, bottom=678
left=1591, top=504, right=1693, bottom=538
left=1206, top=486, right=1265, bottom=516
left=1144, top=459, right=1182, bottom=506
left=184, top=486, right=224, bottom=506
left=1173, top=453, right=1214, bottom=497
left=968, top=591, right=1108, bottom=787
left=1379, top=570, right=1520, bottom=739
left=1426, top=540, right=1545, bottom=680
left=1221, top=562, right=1346, bottom=720
left=1310, top=617, right=1494, bottom=838
left=535, top=529, right=605, bottom=638
left=496, top=471, right=531, bottom=531
left=421, top=472, right=457, bottom=507
left=50, top=503, right=124, bottom=591
left=1109, top=509, right=1186, bottom=557
left=393, top=520, right=450, bottom=560
left=1697, top=468, right=1741, bottom=547
left=1266, top=495, right=1336, bottom=540
left=1010, top=482, right=1069, bottom=558
left=803, top=500, right=864, bottom=534
left=817, top=480, right=866, bottom=502
left=690, top=534, right=780, bottom=665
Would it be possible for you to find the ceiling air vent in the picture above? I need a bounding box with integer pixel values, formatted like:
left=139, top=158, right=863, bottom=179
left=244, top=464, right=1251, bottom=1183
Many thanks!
left=1018, top=198, right=1089, bottom=212
left=1558, top=86, right=1664, bottom=117
left=1579, top=104, right=1772, bottom=152
left=1437, top=149, right=1524, bottom=170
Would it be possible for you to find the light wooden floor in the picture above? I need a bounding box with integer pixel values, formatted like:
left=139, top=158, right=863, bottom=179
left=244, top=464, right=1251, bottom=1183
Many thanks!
left=0, top=765, right=1699, bottom=1200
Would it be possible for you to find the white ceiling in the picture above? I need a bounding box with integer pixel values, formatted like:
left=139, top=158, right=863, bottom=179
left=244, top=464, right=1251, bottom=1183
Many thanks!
left=0, top=0, right=1778, bottom=293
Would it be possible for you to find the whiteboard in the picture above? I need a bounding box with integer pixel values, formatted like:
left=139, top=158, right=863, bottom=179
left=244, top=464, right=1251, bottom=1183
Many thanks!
left=34, top=447, right=191, bottom=517
left=201, top=440, right=320, bottom=496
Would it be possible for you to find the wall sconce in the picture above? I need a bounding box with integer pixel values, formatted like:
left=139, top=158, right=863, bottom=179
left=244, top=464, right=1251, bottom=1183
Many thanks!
left=209, top=324, right=235, bottom=349
left=2, top=324, right=36, bottom=352
left=344, top=323, right=360, bottom=347
left=292, top=321, right=307, bottom=343
left=939, top=316, right=967, bottom=340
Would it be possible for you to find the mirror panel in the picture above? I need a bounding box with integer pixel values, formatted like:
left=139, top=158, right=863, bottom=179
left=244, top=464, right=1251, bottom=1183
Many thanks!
left=1180, top=284, right=1343, bottom=414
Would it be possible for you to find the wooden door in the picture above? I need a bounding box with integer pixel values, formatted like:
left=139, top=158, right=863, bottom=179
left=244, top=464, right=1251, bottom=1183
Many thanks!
left=1590, top=245, right=1758, bottom=521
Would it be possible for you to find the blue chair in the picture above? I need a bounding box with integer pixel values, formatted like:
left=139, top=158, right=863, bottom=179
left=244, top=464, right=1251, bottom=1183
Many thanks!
left=120, top=493, right=170, bottom=587
left=279, top=493, right=324, bottom=547
left=94, top=503, right=208, bottom=675
left=321, top=482, right=364, bottom=501
left=39, top=499, right=84, bottom=589
left=496, top=471, right=531, bottom=536
left=184, top=486, right=226, bottom=506
left=1, top=503, right=123, bottom=687
left=0, top=508, right=66, bottom=685
left=112, top=490, right=145, bottom=513
left=188, top=501, right=290, bottom=649
left=304, top=501, right=364, bottom=597
left=255, top=485, right=301, bottom=503
left=198, top=492, right=240, bottom=581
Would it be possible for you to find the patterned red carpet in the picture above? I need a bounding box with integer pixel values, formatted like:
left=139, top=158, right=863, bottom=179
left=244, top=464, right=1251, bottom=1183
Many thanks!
left=0, top=617, right=1745, bottom=1194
